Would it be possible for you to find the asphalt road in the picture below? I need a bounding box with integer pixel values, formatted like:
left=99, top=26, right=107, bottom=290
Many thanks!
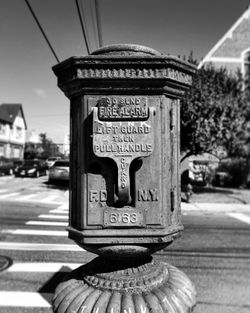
left=0, top=176, right=250, bottom=313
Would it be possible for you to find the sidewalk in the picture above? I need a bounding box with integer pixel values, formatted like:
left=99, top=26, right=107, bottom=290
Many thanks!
left=181, top=202, right=250, bottom=213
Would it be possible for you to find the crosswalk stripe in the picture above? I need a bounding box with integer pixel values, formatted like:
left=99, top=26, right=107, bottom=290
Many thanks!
left=0, top=291, right=51, bottom=307
left=39, top=195, right=58, bottom=203
left=50, top=203, right=69, bottom=214
left=25, top=221, right=69, bottom=226
left=7, top=262, right=81, bottom=272
left=0, top=242, right=82, bottom=251
left=1, top=229, right=67, bottom=236
left=227, top=212, right=250, bottom=225
left=17, top=194, right=36, bottom=201
left=0, top=192, right=20, bottom=199
left=38, top=214, right=68, bottom=220
left=25, top=221, right=68, bottom=226
left=49, top=209, right=69, bottom=214
left=57, top=203, right=68, bottom=209
left=29, top=197, right=63, bottom=204
left=0, top=194, right=64, bottom=205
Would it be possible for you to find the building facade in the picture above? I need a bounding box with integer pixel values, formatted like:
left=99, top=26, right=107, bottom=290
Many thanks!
left=199, top=6, right=250, bottom=77
left=0, top=104, right=27, bottom=159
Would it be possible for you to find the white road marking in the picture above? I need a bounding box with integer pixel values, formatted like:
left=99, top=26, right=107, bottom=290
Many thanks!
left=0, top=189, right=8, bottom=193
left=49, top=209, right=68, bottom=214
left=0, top=192, right=64, bottom=204
left=28, top=199, right=63, bottom=205
left=17, top=194, right=36, bottom=201
left=38, top=214, right=68, bottom=220
left=7, top=262, right=81, bottom=272
left=57, top=203, right=68, bottom=209
left=227, top=212, right=250, bottom=225
left=29, top=186, right=45, bottom=190
left=25, top=221, right=68, bottom=226
left=39, top=195, right=58, bottom=203
left=0, top=192, right=20, bottom=199
left=0, top=242, right=82, bottom=251
left=50, top=204, right=69, bottom=213
left=1, top=229, right=67, bottom=236
left=0, top=176, right=13, bottom=180
left=0, top=291, right=51, bottom=307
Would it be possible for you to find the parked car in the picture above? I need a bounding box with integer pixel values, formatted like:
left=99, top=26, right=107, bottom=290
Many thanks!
left=45, top=156, right=62, bottom=168
left=14, top=159, right=48, bottom=178
left=48, top=160, right=69, bottom=183
left=0, top=158, right=23, bottom=176
left=13, top=160, right=23, bottom=175
left=0, top=158, right=14, bottom=175
left=212, top=171, right=232, bottom=187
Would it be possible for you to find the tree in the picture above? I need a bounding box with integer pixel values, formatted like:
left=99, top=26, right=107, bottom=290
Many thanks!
left=24, top=142, right=38, bottom=159
left=24, top=133, right=62, bottom=160
left=180, top=62, right=248, bottom=162
left=38, top=133, right=58, bottom=159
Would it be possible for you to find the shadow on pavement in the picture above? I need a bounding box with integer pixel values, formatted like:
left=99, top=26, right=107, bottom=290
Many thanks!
left=43, top=180, right=69, bottom=191
left=192, top=186, right=233, bottom=194
left=39, top=266, right=72, bottom=303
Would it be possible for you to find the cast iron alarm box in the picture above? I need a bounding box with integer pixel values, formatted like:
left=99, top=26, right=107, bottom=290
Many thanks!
left=52, top=44, right=196, bottom=255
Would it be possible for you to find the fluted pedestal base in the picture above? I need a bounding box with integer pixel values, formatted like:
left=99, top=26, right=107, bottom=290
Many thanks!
left=53, top=256, right=196, bottom=313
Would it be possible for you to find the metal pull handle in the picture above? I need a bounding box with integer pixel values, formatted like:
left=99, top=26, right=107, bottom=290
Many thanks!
left=92, top=107, right=155, bottom=206
left=115, top=156, right=132, bottom=204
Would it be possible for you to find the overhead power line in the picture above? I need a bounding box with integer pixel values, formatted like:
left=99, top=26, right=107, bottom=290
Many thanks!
left=94, top=0, right=103, bottom=48
left=75, top=0, right=91, bottom=54
left=79, top=0, right=92, bottom=50
left=24, top=0, right=60, bottom=63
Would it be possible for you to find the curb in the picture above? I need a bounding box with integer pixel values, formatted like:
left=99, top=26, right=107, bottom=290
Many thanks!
left=181, top=202, right=250, bottom=213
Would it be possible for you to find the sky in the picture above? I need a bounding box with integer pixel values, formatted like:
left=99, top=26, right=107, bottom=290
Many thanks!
left=1, top=0, right=250, bottom=143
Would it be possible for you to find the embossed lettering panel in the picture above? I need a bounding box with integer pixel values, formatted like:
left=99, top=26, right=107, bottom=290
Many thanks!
left=87, top=173, right=108, bottom=226
left=103, top=208, right=144, bottom=227
left=86, top=96, right=167, bottom=228
left=93, top=96, right=155, bottom=205
left=86, top=157, right=117, bottom=227
left=97, top=96, right=148, bottom=120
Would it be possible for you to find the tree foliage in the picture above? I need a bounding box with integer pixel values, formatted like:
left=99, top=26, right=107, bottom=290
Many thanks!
left=38, top=133, right=59, bottom=158
left=24, top=133, right=60, bottom=159
left=181, top=62, right=249, bottom=161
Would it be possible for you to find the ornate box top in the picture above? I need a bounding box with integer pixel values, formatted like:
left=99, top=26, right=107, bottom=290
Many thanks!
left=52, top=44, right=196, bottom=98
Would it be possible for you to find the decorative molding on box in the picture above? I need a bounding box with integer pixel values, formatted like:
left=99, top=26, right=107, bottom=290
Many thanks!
left=75, top=67, right=192, bottom=85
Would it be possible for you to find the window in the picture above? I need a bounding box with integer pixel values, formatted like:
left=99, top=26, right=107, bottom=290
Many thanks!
left=14, top=147, right=20, bottom=158
left=0, top=123, right=6, bottom=135
left=16, top=127, right=22, bottom=139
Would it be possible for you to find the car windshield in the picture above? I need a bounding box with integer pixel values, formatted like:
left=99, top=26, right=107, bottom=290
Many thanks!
left=48, top=157, right=58, bottom=161
left=53, top=161, right=69, bottom=167
left=23, top=160, right=39, bottom=166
